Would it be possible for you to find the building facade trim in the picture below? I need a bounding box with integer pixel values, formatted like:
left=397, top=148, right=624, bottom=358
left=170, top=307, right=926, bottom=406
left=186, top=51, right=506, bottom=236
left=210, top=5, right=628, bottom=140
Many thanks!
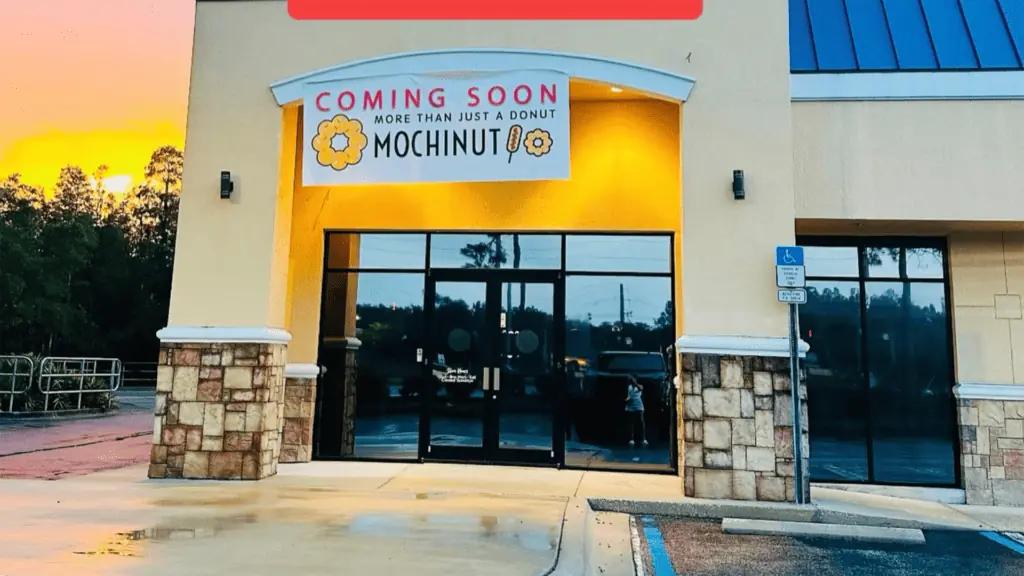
left=791, top=71, right=1024, bottom=101
left=156, top=326, right=293, bottom=344
left=284, top=363, right=321, bottom=378
left=953, top=382, right=1024, bottom=401
left=676, top=335, right=810, bottom=358
left=269, top=49, right=697, bottom=105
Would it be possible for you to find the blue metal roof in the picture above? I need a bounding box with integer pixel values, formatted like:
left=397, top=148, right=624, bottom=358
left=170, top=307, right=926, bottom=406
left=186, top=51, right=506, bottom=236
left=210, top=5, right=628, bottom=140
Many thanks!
left=791, top=0, right=1024, bottom=72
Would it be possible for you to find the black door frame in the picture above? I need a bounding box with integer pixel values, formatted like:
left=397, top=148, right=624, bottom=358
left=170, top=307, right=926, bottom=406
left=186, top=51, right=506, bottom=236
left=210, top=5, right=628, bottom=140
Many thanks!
left=420, top=267, right=565, bottom=466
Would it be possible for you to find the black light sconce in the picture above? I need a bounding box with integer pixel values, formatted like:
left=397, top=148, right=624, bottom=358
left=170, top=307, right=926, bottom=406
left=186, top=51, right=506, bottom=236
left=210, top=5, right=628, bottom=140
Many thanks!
left=732, top=170, right=745, bottom=200
left=220, top=171, right=234, bottom=199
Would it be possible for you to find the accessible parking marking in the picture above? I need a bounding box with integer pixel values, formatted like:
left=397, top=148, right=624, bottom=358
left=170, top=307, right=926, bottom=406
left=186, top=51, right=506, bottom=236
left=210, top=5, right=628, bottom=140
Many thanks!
left=980, top=531, right=1024, bottom=555
left=640, top=516, right=677, bottom=576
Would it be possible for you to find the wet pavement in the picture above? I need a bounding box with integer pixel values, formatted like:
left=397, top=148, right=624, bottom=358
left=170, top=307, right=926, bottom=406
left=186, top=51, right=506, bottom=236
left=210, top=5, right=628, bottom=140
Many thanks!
left=650, top=517, right=1024, bottom=575
left=0, top=461, right=675, bottom=576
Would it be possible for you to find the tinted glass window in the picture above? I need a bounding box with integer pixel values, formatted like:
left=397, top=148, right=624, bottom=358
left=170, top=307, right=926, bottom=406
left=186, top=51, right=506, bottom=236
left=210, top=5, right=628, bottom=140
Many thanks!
left=429, top=233, right=560, bottom=269
left=564, top=274, right=674, bottom=472
left=804, top=246, right=859, bottom=277
left=597, top=353, right=666, bottom=373
left=565, top=235, right=671, bottom=273
left=317, top=271, right=425, bottom=460
left=801, top=280, right=869, bottom=482
left=864, top=281, right=955, bottom=485
left=864, top=247, right=901, bottom=278
left=906, top=247, right=945, bottom=279
left=326, top=233, right=426, bottom=269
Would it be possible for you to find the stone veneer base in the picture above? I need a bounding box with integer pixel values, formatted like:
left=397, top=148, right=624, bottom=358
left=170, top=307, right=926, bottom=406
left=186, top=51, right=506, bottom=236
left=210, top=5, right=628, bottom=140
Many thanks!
left=149, top=342, right=287, bottom=480
left=679, top=353, right=810, bottom=502
left=280, top=376, right=316, bottom=463
left=958, top=397, right=1024, bottom=506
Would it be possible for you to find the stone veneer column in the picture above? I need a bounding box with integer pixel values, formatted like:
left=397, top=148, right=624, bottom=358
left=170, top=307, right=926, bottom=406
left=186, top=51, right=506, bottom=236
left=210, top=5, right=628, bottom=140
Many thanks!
left=956, top=385, right=1024, bottom=506
left=280, top=364, right=319, bottom=463
left=150, top=341, right=287, bottom=480
left=342, top=338, right=359, bottom=457
left=678, top=337, right=809, bottom=502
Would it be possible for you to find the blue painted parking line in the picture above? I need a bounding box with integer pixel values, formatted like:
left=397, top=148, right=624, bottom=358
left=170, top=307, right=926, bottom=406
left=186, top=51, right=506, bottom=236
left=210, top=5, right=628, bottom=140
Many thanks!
left=980, top=531, right=1024, bottom=555
left=641, top=515, right=677, bottom=576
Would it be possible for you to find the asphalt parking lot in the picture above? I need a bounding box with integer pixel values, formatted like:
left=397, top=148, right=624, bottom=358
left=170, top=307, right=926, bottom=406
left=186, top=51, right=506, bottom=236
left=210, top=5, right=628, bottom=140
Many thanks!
left=643, top=517, right=1024, bottom=576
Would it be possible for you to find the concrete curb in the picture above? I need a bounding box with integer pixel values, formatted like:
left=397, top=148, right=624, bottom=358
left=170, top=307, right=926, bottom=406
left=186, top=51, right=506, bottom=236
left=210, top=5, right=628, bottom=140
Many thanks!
left=588, top=498, right=983, bottom=532
left=721, top=518, right=927, bottom=544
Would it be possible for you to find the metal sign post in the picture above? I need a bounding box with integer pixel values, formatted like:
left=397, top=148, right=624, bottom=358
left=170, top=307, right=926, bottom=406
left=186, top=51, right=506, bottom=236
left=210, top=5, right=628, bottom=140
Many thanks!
left=776, top=246, right=806, bottom=505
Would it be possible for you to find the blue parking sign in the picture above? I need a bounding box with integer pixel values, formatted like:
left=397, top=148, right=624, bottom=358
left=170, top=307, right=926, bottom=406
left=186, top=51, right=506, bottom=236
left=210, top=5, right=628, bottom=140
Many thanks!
left=776, top=246, right=804, bottom=267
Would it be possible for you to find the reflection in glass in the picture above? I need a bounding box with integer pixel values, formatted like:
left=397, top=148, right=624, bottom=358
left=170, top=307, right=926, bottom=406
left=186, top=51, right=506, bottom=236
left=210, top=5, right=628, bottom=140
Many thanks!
left=800, top=281, right=869, bottom=482
left=906, top=248, right=945, bottom=279
left=565, top=235, right=671, bottom=273
left=429, top=282, right=488, bottom=448
left=865, top=281, right=955, bottom=485
left=564, top=275, right=674, bottom=471
left=327, top=233, right=427, bottom=270
left=497, top=283, right=555, bottom=452
left=864, top=247, right=901, bottom=278
left=318, top=272, right=424, bottom=459
left=803, top=246, right=859, bottom=278
left=429, top=234, right=561, bottom=269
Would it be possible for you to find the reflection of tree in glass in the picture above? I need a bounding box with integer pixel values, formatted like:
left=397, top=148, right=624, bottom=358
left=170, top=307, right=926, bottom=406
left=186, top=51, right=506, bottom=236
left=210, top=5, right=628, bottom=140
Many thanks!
left=460, top=234, right=527, bottom=311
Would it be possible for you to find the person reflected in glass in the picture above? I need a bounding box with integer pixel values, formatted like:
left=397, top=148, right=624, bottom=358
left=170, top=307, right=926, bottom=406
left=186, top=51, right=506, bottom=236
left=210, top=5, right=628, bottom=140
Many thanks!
left=624, top=375, right=648, bottom=448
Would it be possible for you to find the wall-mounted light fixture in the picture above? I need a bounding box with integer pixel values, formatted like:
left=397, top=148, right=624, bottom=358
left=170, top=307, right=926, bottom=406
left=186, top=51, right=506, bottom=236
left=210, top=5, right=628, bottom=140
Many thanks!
left=732, top=170, right=745, bottom=200
left=220, top=171, right=234, bottom=199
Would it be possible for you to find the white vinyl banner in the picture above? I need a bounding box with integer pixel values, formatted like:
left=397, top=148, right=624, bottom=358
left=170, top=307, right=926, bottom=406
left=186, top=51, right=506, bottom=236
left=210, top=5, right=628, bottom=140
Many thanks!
left=301, top=70, right=570, bottom=186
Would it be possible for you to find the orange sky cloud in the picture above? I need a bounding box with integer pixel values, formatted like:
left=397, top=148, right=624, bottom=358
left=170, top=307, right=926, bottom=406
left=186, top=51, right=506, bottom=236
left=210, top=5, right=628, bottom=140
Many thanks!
left=0, top=0, right=195, bottom=189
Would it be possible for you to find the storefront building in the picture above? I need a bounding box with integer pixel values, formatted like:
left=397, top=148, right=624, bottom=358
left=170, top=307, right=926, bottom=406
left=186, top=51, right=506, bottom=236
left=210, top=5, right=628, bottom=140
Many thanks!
left=151, top=0, right=1024, bottom=506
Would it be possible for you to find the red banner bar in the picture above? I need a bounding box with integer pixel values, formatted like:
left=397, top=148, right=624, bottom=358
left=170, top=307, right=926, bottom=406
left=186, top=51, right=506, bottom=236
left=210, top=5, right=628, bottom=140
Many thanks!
left=288, top=0, right=702, bottom=20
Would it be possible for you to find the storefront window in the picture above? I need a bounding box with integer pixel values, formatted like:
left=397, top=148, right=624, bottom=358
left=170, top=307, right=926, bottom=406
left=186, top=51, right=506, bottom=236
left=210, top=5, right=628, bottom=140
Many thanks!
left=327, top=233, right=427, bottom=269
left=564, top=274, right=675, bottom=472
left=429, top=233, right=561, bottom=269
left=798, top=239, right=957, bottom=487
left=802, top=280, right=869, bottom=482
left=317, top=236, right=426, bottom=460
left=565, top=235, right=671, bottom=273
left=317, top=231, right=677, bottom=472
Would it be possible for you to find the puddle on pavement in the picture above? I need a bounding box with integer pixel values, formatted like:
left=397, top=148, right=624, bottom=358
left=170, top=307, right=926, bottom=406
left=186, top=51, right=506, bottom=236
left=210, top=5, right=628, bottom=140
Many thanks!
left=338, top=513, right=558, bottom=552
left=72, top=514, right=257, bottom=558
left=151, top=494, right=255, bottom=507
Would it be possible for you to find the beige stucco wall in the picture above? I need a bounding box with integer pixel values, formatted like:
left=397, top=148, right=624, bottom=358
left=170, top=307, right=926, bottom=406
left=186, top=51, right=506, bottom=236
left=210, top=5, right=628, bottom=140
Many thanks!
left=794, top=101, right=1024, bottom=222
left=168, top=0, right=795, bottom=340
left=950, top=233, right=1024, bottom=385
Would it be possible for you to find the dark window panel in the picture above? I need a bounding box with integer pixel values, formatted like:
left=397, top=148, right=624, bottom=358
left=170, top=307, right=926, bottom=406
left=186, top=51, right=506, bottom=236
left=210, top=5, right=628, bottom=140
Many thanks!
left=801, top=281, right=869, bottom=482
left=803, top=246, right=860, bottom=278
left=318, top=271, right=426, bottom=459
left=846, top=0, right=900, bottom=70
left=883, top=0, right=940, bottom=69
left=920, top=0, right=980, bottom=69
left=327, top=233, right=427, bottom=270
left=808, top=0, right=859, bottom=70
left=962, top=0, right=1021, bottom=68
left=998, top=0, right=1024, bottom=65
left=864, top=281, right=956, bottom=485
left=791, top=0, right=821, bottom=71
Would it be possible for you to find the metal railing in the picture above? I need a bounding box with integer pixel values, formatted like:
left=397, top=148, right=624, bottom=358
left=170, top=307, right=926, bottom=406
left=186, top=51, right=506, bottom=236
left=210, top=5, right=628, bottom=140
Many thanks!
left=0, top=355, right=35, bottom=412
left=38, top=357, right=122, bottom=412
left=121, top=361, right=157, bottom=387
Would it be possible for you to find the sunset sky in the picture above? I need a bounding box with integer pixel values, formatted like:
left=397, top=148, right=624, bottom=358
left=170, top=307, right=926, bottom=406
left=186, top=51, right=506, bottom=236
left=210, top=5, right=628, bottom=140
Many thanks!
left=1, top=0, right=196, bottom=192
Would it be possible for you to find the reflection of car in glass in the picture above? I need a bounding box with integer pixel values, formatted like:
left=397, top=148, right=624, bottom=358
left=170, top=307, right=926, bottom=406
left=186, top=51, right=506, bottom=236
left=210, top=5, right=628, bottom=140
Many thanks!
left=567, top=351, right=672, bottom=446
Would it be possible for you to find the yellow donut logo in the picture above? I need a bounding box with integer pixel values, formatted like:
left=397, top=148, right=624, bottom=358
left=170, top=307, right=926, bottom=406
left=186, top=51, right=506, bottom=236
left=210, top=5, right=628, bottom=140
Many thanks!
left=523, top=129, right=553, bottom=157
left=312, top=114, right=368, bottom=171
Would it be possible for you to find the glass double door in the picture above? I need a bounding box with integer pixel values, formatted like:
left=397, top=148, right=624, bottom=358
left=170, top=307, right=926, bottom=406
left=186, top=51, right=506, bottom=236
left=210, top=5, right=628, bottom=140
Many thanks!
left=422, top=269, right=563, bottom=465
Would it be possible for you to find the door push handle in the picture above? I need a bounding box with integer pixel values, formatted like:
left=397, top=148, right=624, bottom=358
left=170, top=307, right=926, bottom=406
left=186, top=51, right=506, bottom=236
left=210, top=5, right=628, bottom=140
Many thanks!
left=493, top=368, right=500, bottom=391
left=483, top=368, right=490, bottom=391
